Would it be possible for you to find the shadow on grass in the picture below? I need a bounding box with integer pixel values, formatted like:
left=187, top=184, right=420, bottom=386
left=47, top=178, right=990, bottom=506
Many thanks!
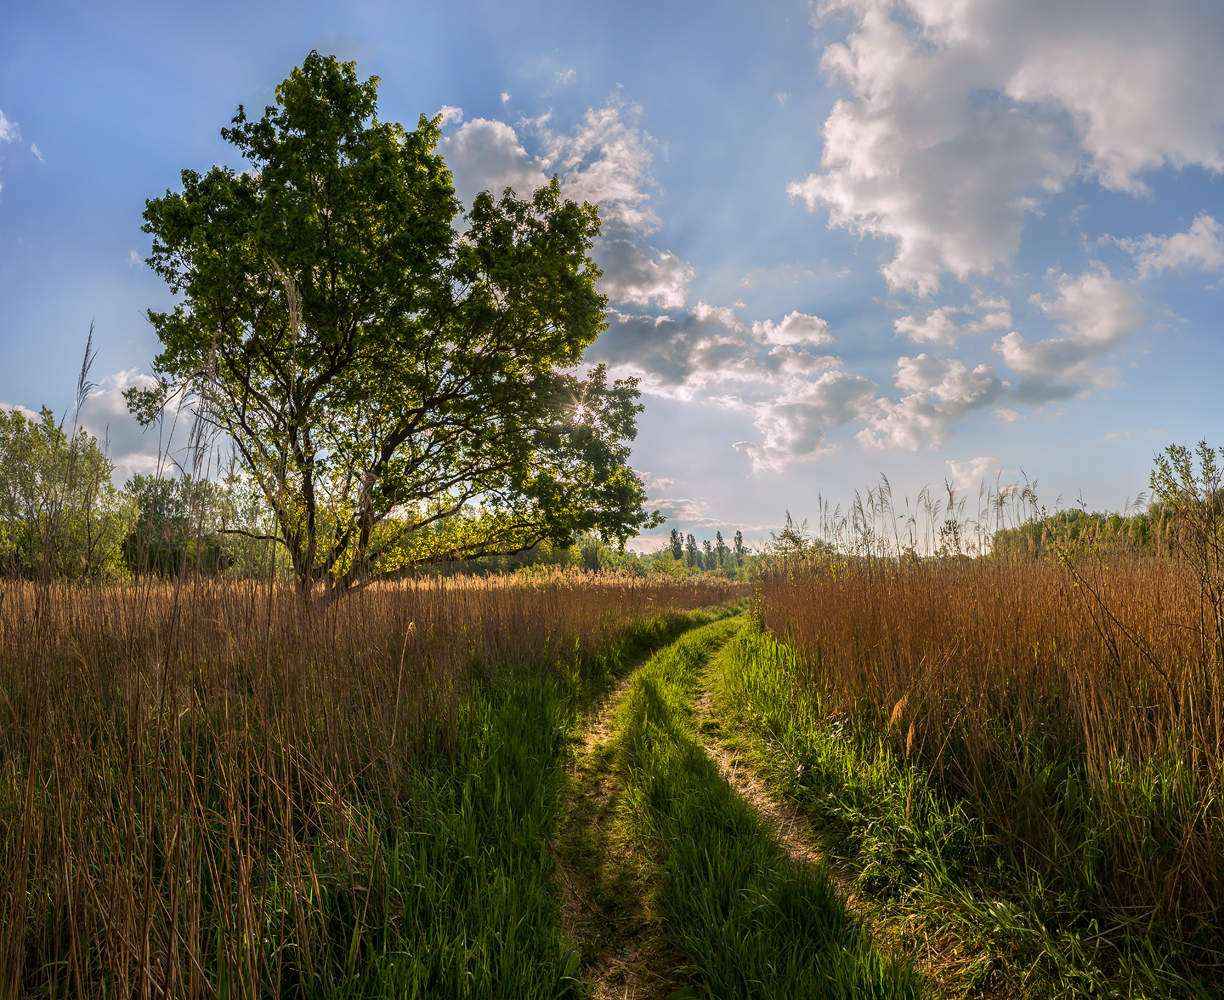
left=613, top=621, right=921, bottom=999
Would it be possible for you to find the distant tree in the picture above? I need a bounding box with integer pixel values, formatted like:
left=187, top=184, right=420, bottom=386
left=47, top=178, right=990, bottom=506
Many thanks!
left=685, top=532, right=699, bottom=569
left=670, top=527, right=684, bottom=560
left=714, top=529, right=729, bottom=569
left=733, top=529, right=746, bottom=566
left=1150, top=441, right=1224, bottom=666
left=769, top=510, right=811, bottom=558
left=702, top=538, right=714, bottom=569
left=132, top=51, right=658, bottom=604
left=122, top=474, right=231, bottom=576
left=0, top=407, right=132, bottom=580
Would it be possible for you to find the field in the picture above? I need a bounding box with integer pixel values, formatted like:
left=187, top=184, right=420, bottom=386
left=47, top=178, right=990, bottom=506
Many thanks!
left=2, top=554, right=1222, bottom=998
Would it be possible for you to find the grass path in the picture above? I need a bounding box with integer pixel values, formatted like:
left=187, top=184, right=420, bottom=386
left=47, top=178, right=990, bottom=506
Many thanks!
left=558, top=619, right=920, bottom=999
left=555, top=652, right=688, bottom=999
left=696, top=641, right=976, bottom=1000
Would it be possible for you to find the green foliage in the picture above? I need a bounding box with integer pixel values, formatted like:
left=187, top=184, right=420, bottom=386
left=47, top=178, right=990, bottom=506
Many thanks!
left=712, top=625, right=1220, bottom=999
left=990, top=505, right=1173, bottom=560
left=122, top=473, right=232, bottom=576
left=1150, top=441, right=1224, bottom=666
left=611, top=621, right=918, bottom=998
left=0, top=406, right=133, bottom=579
left=134, top=51, right=658, bottom=602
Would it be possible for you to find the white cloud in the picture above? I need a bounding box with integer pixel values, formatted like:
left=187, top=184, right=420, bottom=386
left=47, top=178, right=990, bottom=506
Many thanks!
left=437, top=117, right=548, bottom=208
left=751, top=310, right=833, bottom=346
left=500, top=91, right=511, bottom=105
left=894, top=306, right=959, bottom=345
left=733, top=367, right=876, bottom=471
left=0, top=401, right=40, bottom=422
left=595, top=239, right=694, bottom=309
left=556, top=67, right=577, bottom=85
left=128, top=250, right=141, bottom=267
left=75, top=370, right=176, bottom=483
left=790, top=0, right=1224, bottom=292
left=966, top=291, right=1013, bottom=333
left=4, top=374, right=181, bottom=485
left=995, top=265, right=1141, bottom=396
left=1114, top=213, right=1224, bottom=277
left=30, top=142, right=44, bottom=164
left=946, top=456, right=999, bottom=493
left=435, top=105, right=464, bottom=127
left=591, top=303, right=752, bottom=395
left=634, top=469, right=678, bottom=494
left=859, top=354, right=1003, bottom=451
left=439, top=97, right=660, bottom=237
left=536, top=96, right=660, bottom=234
left=0, top=110, right=18, bottom=194
left=993, top=407, right=1020, bottom=423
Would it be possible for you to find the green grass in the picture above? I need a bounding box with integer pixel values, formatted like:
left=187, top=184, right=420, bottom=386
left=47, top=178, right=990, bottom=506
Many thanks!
left=196, top=608, right=736, bottom=998
left=710, top=623, right=1218, bottom=1000
left=283, top=608, right=750, bottom=998
left=606, top=619, right=920, bottom=999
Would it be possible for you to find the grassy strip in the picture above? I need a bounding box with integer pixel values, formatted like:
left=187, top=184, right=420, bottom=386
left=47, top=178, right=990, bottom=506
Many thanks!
left=609, top=618, right=920, bottom=999
left=710, top=623, right=1216, bottom=1000
left=267, top=607, right=746, bottom=999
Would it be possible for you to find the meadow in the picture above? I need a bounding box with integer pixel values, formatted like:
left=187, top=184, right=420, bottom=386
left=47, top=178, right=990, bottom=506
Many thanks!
left=714, top=551, right=1224, bottom=997
left=4, top=508, right=1224, bottom=998
left=0, top=572, right=743, bottom=997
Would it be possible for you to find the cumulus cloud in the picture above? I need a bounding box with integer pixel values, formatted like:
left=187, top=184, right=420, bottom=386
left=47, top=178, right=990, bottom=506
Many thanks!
left=790, top=0, right=1224, bottom=292
left=0, top=109, right=17, bottom=144
left=946, top=456, right=999, bottom=493
left=75, top=370, right=179, bottom=483
left=595, top=239, right=694, bottom=309
left=0, top=401, right=40, bottom=422
left=439, top=97, right=680, bottom=309
left=859, top=354, right=1003, bottom=450
left=1114, top=213, right=1224, bottom=277
left=590, top=303, right=753, bottom=396
left=895, top=306, right=960, bottom=345
left=966, top=291, right=1013, bottom=333
left=437, top=117, right=548, bottom=208
left=995, top=265, right=1141, bottom=396
left=3, top=371, right=197, bottom=486
left=733, top=367, right=877, bottom=471
left=536, top=96, right=660, bottom=234
left=435, top=104, right=464, bottom=127
left=751, top=310, right=833, bottom=346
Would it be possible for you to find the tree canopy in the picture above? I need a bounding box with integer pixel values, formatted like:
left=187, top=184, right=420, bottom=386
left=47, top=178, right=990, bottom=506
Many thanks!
left=132, top=51, right=659, bottom=601
left=0, top=407, right=132, bottom=580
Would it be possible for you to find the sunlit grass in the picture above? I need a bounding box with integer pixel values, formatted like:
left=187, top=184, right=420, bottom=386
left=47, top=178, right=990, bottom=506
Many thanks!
left=720, top=554, right=1224, bottom=997
left=0, top=572, right=745, bottom=996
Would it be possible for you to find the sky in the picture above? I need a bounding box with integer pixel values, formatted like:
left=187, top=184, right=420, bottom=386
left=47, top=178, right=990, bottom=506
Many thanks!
left=2, top=0, right=1223, bottom=551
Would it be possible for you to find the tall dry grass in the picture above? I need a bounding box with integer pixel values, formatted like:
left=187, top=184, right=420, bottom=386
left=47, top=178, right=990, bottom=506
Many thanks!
left=0, top=570, right=743, bottom=997
left=758, top=554, right=1224, bottom=950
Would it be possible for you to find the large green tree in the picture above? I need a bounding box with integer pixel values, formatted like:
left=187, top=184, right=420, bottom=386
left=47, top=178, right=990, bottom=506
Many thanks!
left=132, top=52, right=658, bottom=601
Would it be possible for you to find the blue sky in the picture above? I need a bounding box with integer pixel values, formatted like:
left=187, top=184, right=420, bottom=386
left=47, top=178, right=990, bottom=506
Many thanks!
left=2, top=0, right=1223, bottom=550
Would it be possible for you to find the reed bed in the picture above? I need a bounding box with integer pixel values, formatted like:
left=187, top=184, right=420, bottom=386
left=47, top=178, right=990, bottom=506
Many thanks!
left=754, top=553, right=1224, bottom=990
left=0, top=571, right=744, bottom=997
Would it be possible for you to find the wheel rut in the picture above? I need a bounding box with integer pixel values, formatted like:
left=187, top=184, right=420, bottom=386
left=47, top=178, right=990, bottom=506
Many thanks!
left=693, top=645, right=990, bottom=1000
left=554, top=660, right=685, bottom=1000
